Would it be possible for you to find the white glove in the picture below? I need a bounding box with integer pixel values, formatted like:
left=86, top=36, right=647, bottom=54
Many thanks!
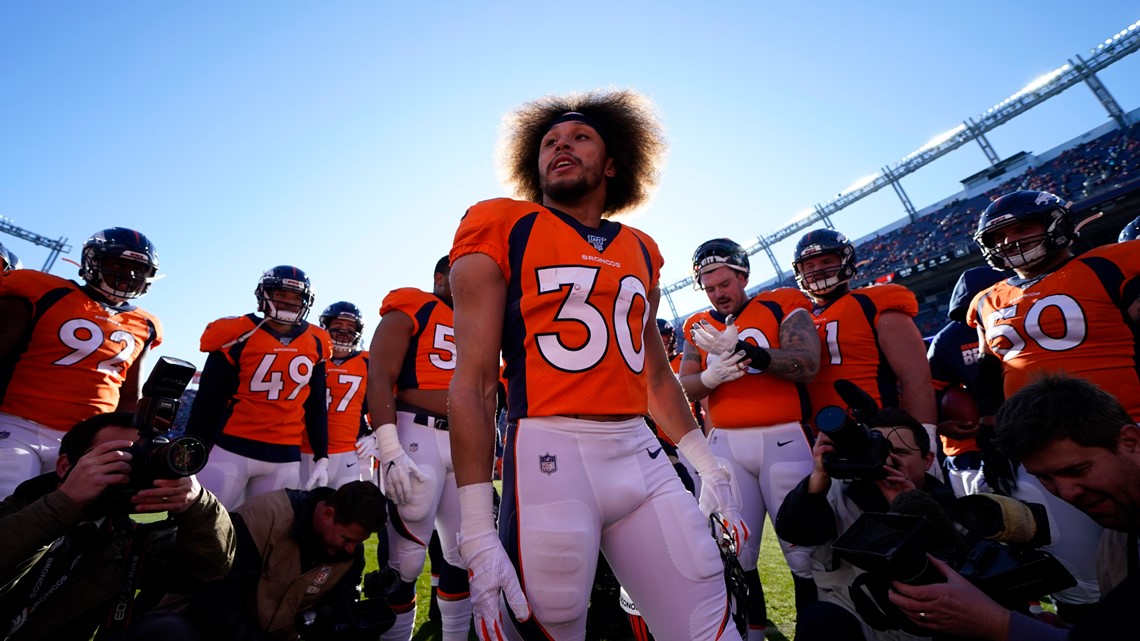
left=458, top=483, right=531, bottom=639
left=690, top=315, right=739, bottom=355
left=355, top=423, right=424, bottom=504
left=699, top=350, right=748, bottom=389
left=676, top=431, right=750, bottom=556
left=305, top=457, right=329, bottom=490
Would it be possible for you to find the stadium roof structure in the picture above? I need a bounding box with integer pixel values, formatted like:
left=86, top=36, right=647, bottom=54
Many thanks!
left=0, top=217, right=71, bottom=271
left=661, top=18, right=1140, bottom=321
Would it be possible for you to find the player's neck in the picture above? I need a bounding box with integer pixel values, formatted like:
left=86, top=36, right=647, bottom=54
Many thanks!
left=332, top=348, right=353, bottom=360
left=542, top=191, right=606, bottom=228
left=1014, top=250, right=1071, bottom=280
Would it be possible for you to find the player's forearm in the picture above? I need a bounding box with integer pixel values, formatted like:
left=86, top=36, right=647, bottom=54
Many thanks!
left=761, top=347, right=818, bottom=383
left=448, top=378, right=498, bottom=488
left=649, top=369, right=702, bottom=445
left=678, top=373, right=713, bottom=401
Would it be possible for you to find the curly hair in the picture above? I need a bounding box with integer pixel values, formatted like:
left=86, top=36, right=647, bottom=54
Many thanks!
left=498, top=89, right=667, bottom=217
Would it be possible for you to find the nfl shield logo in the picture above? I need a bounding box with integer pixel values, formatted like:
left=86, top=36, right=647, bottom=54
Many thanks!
left=539, top=452, right=557, bottom=475
left=410, top=442, right=419, bottom=453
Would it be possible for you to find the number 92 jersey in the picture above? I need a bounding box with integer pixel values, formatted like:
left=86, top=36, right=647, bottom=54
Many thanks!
left=200, top=314, right=332, bottom=445
left=0, top=270, right=162, bottom=431
left=450, top=198, right=662, bottom=421
left=379, top=287, right=456, bottom=391
left=967, top=242, right=1140, bottom=420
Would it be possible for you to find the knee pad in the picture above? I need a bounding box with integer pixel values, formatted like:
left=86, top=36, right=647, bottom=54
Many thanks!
left=390, top=535, right=429, bottom=584
left=518, top=504, right=594, bottom=625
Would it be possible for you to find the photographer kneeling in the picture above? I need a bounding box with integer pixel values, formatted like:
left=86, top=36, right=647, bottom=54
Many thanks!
left=776, top=407, right=953, bottom=641
left=163, top=480, right=393, bottom=641
left=0, top=411, right=235, bottom=640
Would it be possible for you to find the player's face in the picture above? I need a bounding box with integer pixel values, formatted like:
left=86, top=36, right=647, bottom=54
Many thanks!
left=101, top=256, right=154, bottom=298
left=267, top=289, right=304, bottom=315
left=797, top=253, right=843, bottom=286
left=873, top=426, right=932, bottom=487
left=1021, top=433, right=1140, bottom=531
left=327, top=318, right=358, bottom=348
left=538, top=121, right=614, bottom=204
left=699, top=266, right=748, bottom=316
left=988, top=219, right=1050, bottom=272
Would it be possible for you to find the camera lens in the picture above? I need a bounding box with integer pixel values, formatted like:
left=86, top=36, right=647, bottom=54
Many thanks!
left=165, top=437, right=208, bottom=476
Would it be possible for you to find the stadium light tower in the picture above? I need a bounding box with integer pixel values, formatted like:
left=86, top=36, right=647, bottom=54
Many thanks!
left=0, top=217, right=71, bottom=271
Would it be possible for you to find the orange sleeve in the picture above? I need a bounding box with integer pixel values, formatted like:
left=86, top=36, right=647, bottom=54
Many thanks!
left=380, top=288, right=428, bottom=335
left=200, top=316, right=256, bottom=354
left=450, top=198, right=515, bottom=282
left=867, top=283, right=919, bottom=317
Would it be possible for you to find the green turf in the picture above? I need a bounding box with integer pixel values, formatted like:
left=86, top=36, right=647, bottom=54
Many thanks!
left=364, top=517, right=798, bottom=640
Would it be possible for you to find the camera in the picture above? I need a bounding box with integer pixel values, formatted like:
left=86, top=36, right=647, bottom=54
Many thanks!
left=296, top=571, right=396, bottom=641
left=815, top=379, right=891, bottom=481
left=125, top=356, right=208, bottom=490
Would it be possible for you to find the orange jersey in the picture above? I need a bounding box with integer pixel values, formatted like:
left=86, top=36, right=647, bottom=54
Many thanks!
left=806, top=284, right=919, bottom=428
left=199, top=314, right=332, bottom=445
left=451, top=198, right=662, bottom=420
left=684, top=288, right=813, bottom=429
left=0, top=270, right=161, bottom=431
left=967, top=242, right=1140, bottom=420
left=379, top=287, right=455, bottom=391
left=303, top=350, right=369, bottom=454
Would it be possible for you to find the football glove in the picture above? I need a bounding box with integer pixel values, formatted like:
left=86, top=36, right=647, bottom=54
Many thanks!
left=690, top=315, right=739, bottom=355
left=699, top=350, right=748, bottom=389
left=305, top=457, right=329, bottom=490
left=355, top=423, right=425, bottom=504
left=458, top=483, right=530, bottom=640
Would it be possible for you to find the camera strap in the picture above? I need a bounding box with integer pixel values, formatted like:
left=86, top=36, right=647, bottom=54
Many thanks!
left=1, top=522, right=100, bottom=641
left=95, top=521, right=159, bottom=641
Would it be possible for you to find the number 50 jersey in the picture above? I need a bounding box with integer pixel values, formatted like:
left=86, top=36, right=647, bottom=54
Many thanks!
left=451, top=198, right=662, bottom=420
left=0, top=270, right=161, bottom=431
left=379, top=288, right=455, bottom=391
left=968, top=242, right=1140, bottom=420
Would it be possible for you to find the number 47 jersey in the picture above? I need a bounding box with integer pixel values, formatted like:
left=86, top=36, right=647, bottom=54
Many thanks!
left=451, top=198, right=663, bottom=421
left=967, top=242, right=1140, bottom=420
left=0, top=270, right=161, bottom=431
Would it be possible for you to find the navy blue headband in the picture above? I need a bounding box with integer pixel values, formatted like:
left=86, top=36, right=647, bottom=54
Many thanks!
left=545, top=111, right=607, bottom=145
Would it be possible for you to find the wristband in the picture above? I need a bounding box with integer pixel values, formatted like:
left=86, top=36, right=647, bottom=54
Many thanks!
left=734, top=340, right=771, bottom=371
left=458, top=482, right=497, bottom=533
left=676, top=430, right=718, bottom=477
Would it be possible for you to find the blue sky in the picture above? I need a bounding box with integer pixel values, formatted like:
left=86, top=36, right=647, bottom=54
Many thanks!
left=3, top=2, right=1138, bottom=376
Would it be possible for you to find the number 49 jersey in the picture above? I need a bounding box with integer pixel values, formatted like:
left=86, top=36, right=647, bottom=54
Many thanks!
left=379, top=288, right=455, bottom=391
left=451, top=198, right=662, bottom=420
left=0, top=271, right=161, bottom=431
left=968, top=242, right=1140, bottom=420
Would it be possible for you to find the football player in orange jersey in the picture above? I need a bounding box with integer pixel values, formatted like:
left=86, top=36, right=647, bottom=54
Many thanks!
left=0, top=242, right=20, bottom=273
left=297, top=301, right=371, bottom=490
left=0, top=227, right=162, bottom=499
left=449, top=90, right=743, bottom=641
left=355, top=256, right=472, bottom=641
left=966, top=190, right=1139, bottom=620
left=680, top=237, right=821, bottom=638
left=185, top=266, right=332, bottom=508
left=791, top=229, right=938, bottom=459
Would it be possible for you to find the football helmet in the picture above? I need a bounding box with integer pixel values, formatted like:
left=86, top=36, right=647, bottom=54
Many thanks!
left=79, top=227, right=160, bottom=302
left=792, top=229, right=857, bottom=296
left=656, top=318, right=676, bottom=354
left=256, top=265, right=315, bottom=325
left=0, top=243, right=20, bottom=273
left=1119, top=215, right=1140, bottom=243
left=691, top=238, right=749, bottom=288
left=320, top=301, right=365, bottom=350
left=974, top=190, right=1076, bottom=270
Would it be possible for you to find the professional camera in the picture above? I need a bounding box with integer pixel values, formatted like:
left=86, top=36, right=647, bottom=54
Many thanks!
left=815, top=379, right=891, bottom=481
left=125, top=356, right=208, bottom=491
left=296, top=572, right=396, bottom=641
left=832, top=493, right=1075, bottom=612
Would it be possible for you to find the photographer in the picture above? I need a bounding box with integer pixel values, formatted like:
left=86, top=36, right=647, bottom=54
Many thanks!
left=0, top=411, right=235, bottom=640
left=776, top=407, right=953, bottom=640
left=167, top=480, right=391, bottom=641
left=889, top=374, right=1140, bottom=640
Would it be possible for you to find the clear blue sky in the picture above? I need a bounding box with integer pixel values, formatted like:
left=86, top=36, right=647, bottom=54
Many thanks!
left=3, top=2, right=1138, bottom=376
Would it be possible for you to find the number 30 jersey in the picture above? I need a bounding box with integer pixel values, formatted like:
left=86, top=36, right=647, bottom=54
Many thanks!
left=379, top=288, right=455, bottom=391
left=0, top=270, right=161, bottom=431
left=968, top=242, right=1140, bottom=420
left=450, top=198, right=662, bottom=420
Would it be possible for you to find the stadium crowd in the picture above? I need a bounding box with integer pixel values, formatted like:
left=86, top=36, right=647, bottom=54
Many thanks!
left=1, top=88, right=1139, bottom=641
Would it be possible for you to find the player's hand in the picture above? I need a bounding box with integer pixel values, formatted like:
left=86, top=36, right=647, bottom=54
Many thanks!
left=699, top=350, right=749, bottom=389
left=697, top=466, right=750, bottom=556
left=57, top=440, right=134, bottom=508
left=134, top=475, right=202, bottom=514
left=360, top=423, right=425, bottom=504
left=690, top=315, right=740, bottom=355
left=305, top=457, right=330, bottom=490
left=458, top=527, right=531, bottom=640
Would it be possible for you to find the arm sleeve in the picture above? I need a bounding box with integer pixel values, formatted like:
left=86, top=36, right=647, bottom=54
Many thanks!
left=185, top=350, right=240, bottom=446
left=304, top=360, right=329, bottom=459
left=774, top=475, right=839, bottom=546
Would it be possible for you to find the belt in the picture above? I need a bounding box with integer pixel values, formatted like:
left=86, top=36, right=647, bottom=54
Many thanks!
left=411, top=413, right=448, bottom=431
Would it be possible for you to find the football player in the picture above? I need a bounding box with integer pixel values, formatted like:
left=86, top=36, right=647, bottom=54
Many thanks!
left=354, top=255, right=471, bottom=641
left=185, top=266, right=332, bottom=508
left=0, top=242, right=21, bottom=273
left=0, top=227, right=162, bottom=499
left=680, top=237, right=821, bottom=636
left=449, top=90, right=741, bottom=641
left=791, top=229, right=939, bottom=460
left=967, top=189, right=1138, bottom=620
left=298, top=301, right=371, bottom=489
